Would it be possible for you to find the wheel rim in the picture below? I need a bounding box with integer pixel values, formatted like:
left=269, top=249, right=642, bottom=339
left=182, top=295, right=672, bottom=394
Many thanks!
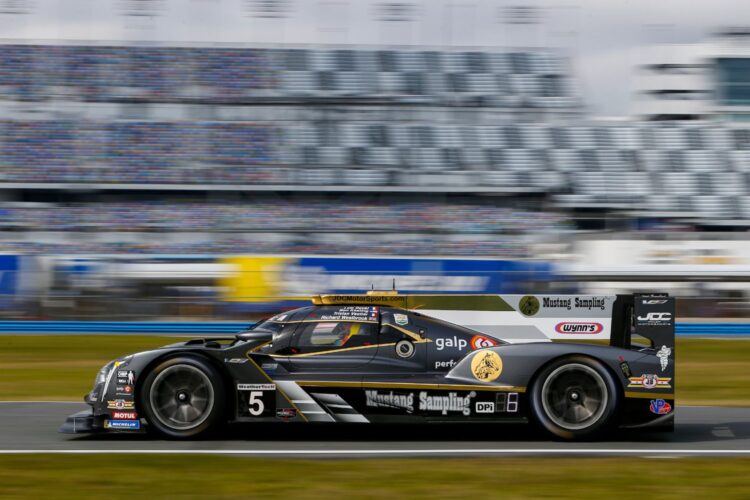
left=540, top=363, right=608, bottom=431
left=149, top=364, right=215, bottom=431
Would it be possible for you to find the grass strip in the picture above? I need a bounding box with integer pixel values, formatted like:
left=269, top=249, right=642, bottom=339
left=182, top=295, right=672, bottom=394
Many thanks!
left=0, top=455, right=749, bottom=499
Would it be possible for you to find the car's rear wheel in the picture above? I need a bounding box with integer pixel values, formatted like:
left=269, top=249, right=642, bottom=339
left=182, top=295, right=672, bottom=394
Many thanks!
left=530, top=356, right=620, bottom=440
left=140, top=356, right=226, bottom=439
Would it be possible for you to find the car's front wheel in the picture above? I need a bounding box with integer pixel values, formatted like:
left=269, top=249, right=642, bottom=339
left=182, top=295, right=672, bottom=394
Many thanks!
left=529, top=356, right=620, bottom=440
left=140, top=356, right=226, bottom=439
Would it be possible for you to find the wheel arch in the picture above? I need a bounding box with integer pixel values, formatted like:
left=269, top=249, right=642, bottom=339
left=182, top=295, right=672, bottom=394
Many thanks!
left=135, top=350, right=236, bottom=418
left=526, top=352, right=625, bottom=407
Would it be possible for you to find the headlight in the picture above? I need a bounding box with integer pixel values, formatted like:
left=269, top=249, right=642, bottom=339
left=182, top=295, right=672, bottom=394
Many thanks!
left=94, top=360, right=116, bottom=387
left=88, top=355, right=135, bottom=403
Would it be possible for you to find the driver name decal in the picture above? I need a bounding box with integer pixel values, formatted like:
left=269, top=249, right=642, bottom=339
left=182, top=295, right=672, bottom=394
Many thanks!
left=318, top=306, right=379, bottom=322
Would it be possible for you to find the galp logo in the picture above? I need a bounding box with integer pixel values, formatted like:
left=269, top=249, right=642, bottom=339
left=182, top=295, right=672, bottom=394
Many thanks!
left=637, top=312, right=672, bottom=322
left=554, top=322, right=603, bottom=334
left=436, top=336, right=468, bottom=351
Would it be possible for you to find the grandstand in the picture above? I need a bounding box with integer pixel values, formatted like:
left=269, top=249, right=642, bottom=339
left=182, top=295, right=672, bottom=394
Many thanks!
left=0, top=44, right=579, bottom=109
left=1, top=42, right=750, bottom=260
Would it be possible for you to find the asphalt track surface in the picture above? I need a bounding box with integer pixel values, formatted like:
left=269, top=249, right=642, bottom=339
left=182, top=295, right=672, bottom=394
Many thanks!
left=0, top=403, right=749, bottom=457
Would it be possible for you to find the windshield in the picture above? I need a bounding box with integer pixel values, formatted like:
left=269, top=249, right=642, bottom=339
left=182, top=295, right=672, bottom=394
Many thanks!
left=248, top=318, right=286, bottom=334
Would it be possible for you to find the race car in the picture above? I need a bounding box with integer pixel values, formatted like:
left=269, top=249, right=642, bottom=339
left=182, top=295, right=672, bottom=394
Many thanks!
left=60, top=292, right=676, bottom=440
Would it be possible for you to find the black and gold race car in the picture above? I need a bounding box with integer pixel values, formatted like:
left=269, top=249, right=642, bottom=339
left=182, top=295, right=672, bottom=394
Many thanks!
left=61, top=292, right=676, bottom=440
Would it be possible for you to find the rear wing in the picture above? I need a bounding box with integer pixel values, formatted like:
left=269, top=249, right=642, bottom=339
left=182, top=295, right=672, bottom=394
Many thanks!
left=611, top=293, right=676, bottom=351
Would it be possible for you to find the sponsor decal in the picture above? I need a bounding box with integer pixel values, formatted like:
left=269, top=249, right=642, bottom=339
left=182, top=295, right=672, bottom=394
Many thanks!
left=656, top=345, right=672, bottom=371
left=519, top=295, right=540, bottom=316
left=470, top=335, right=498, bottom=350
left=419, top=391, right=476, bottom=416
left=642, top=299, right=668, bottom=305
left=540, top=296, right=607, bottom=311
left=650, top=399, right=672, bottom=415
left=554, top=322, right=604, bottom=334
left=395, top=339, right=415, bottom=358
left=365, top=390, right=415, bottom=413
left=436, top=336, right=468, bottom=351
left=105, top=419, right=141, bottom=430
left=573, top=297, right=607, bottom=311
left=227, top=358, right=248, bottom=364
left=117, top=371, right=136, bottom=385
left=364, top=390, right=477, bottom=416
left=112, top=411, right=138, bottom=420
left=319, top=306, right=379, bottom=322
left=542, top=297, right=572, bottom=310
left=115, top=385, right=134, bottom=396
left=470, top=351, right=503, bottom=382
left=434, top=359, right=457, bottom=370
left=261, top=363, right=278, bottom=374
left=276, top=408, right=297, bottom=419
left=117, top=378, right=127, bottom=384
left=237, top=384, right=276, bottom=391
left=475, top=401, right=495, bottom=413
left=322, top=294, right=407, bottom=305
left=628, top=375, right=672, bottom=389
left=107, top=399, right=135, bottom=410
left=393, top=313, right=409, bottom=326
left=637, top=312, right=672, bottom=323
left=618, top=356, right=632, bottom=378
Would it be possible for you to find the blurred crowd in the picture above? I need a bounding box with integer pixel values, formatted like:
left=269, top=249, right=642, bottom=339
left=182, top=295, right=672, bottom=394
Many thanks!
left=0, top=44, right=570, bottom=104
left=0, top=238, right=536, bottom=257
left=0, top=202, right=565, bottom=234
left=0, top=121, right=277, bottom=184
left=0, top=202, right=566, bottom=257
left=0, top=45, right=272, bottom=100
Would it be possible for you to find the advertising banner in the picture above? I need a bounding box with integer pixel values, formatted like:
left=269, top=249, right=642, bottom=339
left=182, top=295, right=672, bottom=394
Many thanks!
left=219, top=256, right=553, bottom=311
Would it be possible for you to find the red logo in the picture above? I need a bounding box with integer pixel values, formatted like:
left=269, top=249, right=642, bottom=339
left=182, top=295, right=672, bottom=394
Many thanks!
left=470, top=335, right=498, bottom=350
left=649, top=399, right=672, bottom=415
left=276, top=408, right=297, bottom=419
left=112, top=411, right=138, bottom=420
left=554, top=322, right=604, bottom=334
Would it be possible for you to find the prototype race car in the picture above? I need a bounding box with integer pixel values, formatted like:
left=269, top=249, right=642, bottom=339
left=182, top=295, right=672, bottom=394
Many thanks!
left=61, top=292, right=676, bottom=440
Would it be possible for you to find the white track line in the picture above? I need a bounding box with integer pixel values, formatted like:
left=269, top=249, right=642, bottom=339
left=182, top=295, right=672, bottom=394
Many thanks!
left=0, top=449, right=748, bottom=456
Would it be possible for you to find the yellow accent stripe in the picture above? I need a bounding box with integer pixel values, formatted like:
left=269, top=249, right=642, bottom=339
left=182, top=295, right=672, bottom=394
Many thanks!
left=437, top=384, right=526, bottom=393
left=625, top=391, right=675, bottom=399
left=382, top=322, right=426, bottom=342
left=296, top=380, right=525, bottom=393
left=271, top=343, right=396, bottom=358
left=245, top=356, right=308, bottom=422
left=247, top=341, right=271, bottom=353
left=267, top=338, right=431, bottom=358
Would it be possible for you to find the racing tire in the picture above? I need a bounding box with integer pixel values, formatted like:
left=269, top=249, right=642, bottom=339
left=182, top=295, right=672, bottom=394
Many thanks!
left=140, top=356, right=226, bottom=439
left=529, top=356, right=620, bottom=440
